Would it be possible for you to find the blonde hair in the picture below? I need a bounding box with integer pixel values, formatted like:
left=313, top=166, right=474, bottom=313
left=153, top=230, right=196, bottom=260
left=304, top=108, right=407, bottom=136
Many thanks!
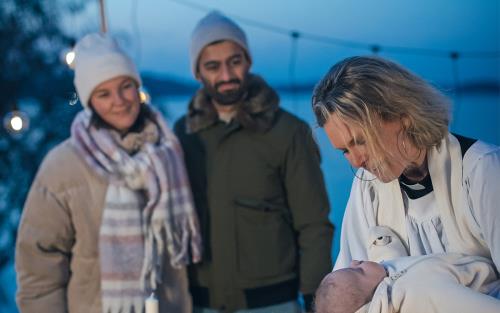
left=312, top=56, right=450, bottom=175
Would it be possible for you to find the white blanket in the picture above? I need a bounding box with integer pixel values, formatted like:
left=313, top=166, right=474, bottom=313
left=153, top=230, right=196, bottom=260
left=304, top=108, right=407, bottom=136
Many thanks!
left=357, top=254, right=500, bottom=313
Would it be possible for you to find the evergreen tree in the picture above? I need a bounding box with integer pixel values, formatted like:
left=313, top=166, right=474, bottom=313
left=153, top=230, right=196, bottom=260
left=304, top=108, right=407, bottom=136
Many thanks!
left=0, top=1, right=86, bottom=306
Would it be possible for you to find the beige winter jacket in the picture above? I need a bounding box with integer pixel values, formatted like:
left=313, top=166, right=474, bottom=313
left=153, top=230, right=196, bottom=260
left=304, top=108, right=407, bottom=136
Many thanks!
left=15, top=139, right=191, bottom=313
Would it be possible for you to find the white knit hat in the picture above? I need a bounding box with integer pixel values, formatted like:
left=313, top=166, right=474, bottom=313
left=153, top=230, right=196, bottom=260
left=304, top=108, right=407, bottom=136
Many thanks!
left=190, top=11, right=251, bottom=76
left=73, top=33, right=142, bottom=108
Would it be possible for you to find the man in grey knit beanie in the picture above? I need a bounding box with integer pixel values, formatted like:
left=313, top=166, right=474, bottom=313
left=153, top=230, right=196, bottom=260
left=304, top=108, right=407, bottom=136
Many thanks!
left=189, top=11, right=252, bottom=110
left=174, top=10, right=333, bottom=313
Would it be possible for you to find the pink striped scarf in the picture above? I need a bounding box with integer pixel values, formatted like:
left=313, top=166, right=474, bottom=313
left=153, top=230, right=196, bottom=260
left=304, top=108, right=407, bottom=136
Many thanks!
left=70, top=108, right=202, bottom=313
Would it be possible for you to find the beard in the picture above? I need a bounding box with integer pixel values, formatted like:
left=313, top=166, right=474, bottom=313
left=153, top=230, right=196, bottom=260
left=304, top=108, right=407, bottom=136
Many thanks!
left=202, top=77, right=247, bottom=106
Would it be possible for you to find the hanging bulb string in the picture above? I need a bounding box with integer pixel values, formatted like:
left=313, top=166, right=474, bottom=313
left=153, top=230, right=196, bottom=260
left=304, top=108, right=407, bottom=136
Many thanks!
left=450, top=52, right=462, bottom=128
left=130, top=0, right=142, bottom=66
left=99, top=0, right=108, bottom=33
left=169, top=0, right=500, bottom=59
left=288, top=31, right=300, bottom=109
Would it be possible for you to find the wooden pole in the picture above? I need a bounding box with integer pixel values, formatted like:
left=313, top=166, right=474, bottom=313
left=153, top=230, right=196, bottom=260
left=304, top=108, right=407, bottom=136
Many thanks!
left=99, top=0, right=107, bottom=33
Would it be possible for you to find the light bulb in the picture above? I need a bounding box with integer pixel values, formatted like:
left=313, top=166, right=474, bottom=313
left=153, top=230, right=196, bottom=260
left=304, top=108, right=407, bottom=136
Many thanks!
left=60, top=46, right=76, bottom=70
left=4, top=110, right=29, bottom=135
left=65, top=50, right=76, bottom=67
left=139, top=87, right=151, bottom=104
left=10, top=116, right=23, bottom=131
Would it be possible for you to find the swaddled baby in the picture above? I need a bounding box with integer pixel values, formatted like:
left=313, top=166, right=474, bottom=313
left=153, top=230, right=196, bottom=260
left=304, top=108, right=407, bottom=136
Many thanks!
left=315, top=226, right=500, bottom=313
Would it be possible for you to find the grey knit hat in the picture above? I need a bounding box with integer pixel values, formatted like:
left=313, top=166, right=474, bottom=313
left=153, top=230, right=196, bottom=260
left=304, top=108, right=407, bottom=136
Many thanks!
left=190, top=11, right=251, bottom=76
left=73, top=33, right=142, bottom=108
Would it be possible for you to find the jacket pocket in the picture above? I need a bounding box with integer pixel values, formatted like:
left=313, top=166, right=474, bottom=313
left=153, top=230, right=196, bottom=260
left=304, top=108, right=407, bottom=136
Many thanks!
left=234, top=198, right=296, bottom=280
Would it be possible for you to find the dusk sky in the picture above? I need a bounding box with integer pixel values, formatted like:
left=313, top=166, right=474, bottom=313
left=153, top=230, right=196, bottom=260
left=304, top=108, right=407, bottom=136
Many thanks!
left=71, top=0, right=500, bottom=87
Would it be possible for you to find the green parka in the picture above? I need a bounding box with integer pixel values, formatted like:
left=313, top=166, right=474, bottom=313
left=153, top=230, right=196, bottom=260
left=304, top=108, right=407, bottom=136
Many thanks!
left=174, top=75, right=333, bottom=312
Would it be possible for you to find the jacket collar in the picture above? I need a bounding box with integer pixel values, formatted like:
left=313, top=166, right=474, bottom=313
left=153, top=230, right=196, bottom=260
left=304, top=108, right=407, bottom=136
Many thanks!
left=186, top=74, right=279, bottom=134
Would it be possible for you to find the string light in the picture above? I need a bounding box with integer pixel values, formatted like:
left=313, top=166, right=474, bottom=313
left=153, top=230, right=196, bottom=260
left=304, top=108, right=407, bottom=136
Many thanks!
left=167, top=0, right=499, bottom=120
left=288, top=30, right=300, bottom=107
left=65, top=50, right=76, bottom=66
left=61, top=48, right=76, bottom=69
left=139, top=87, right=151, bottom=104
left=3, top=109, right=29, bottom=135
left=169, top=0, right=500, bottom=59
left=61, top=39, right=77, bottom=69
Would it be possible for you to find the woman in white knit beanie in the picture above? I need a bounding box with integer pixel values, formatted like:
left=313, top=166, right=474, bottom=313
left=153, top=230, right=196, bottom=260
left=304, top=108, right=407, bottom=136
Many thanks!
left=16, top=33, right=202, bottom=313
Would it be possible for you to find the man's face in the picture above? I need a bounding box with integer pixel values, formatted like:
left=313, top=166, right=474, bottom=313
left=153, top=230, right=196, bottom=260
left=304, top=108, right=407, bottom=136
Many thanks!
left=196, top=40, right=251, bottom=106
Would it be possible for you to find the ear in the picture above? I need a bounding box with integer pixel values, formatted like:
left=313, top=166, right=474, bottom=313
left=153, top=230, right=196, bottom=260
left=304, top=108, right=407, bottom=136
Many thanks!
left=194, top=61, right=203, bottom=82
left=401, top=115, right=411, bottom=130
left=195, top=71, right=202, bottom=82
left=245, top=53, right=253, bottom=69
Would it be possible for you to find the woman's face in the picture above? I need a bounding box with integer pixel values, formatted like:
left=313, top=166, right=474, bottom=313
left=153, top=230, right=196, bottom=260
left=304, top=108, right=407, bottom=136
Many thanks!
left=89, top=76, right=141, bottom=133
left=323, top=112, right=411, bottom=182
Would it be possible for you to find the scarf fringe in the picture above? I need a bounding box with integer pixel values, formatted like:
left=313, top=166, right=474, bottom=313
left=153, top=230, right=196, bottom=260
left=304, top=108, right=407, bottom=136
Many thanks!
left=102, top=296, right=144, bottom=313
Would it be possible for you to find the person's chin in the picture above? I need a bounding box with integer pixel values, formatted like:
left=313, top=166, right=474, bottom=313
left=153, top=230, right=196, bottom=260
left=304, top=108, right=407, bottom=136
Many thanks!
left=368, top=168, right=395, bottom=183
left=215, top=92, right=243, bottom=105
left=378, top=173, right=398, bottom=183
left=378, top=178, right=390, bottom=183
left=115, top=117, right=136, bottom=132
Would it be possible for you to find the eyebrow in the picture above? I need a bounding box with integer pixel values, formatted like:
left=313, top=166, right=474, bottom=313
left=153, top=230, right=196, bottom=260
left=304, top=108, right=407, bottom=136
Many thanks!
left=347, top=138, right=357, bottom=147
left=348, top=267, right=365, bottom=277
left=93, top=88, right=109, bottom=94
left=202, top=53, right=243, bottom=67
left=229, top=53, right=243, bottom=60
left=93, top=78, right=132, bottom=93
left=335, top=137, right=356, bottom=152
left=202, top=60, right=220, bottom=67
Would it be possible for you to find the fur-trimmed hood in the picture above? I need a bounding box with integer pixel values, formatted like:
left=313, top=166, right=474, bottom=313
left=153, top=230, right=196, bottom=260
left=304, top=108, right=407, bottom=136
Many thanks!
left=186, top=74, right=279, bottom=133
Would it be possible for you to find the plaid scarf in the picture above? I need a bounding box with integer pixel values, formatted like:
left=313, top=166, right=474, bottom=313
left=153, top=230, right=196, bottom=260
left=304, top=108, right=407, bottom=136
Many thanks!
left=70, top=108, right=202, bottom=313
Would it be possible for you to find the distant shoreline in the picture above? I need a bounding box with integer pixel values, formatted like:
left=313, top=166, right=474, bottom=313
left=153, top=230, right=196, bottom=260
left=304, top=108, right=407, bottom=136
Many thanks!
left=141, top=74, right=500, bottom=97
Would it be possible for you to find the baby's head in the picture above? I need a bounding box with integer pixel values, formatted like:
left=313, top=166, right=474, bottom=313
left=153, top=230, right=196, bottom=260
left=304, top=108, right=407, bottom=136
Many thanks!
left=314, top=260, right=387, bottom=313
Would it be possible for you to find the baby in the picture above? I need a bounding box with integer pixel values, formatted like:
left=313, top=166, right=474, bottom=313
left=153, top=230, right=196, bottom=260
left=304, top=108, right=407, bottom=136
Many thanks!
left=314, top=259, right=385, bottom=313
left=315, top=227, right=500, bottom=313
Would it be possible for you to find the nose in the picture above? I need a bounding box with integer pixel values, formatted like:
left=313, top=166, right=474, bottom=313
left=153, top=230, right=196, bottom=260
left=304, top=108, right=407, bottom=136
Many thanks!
left=346, top=150, right=368, bottom=169
left=350, top=260, right=362, bottom=267
left=112, top=90, right=126, bottom=106
left=219, top=63, right=235, bottom=82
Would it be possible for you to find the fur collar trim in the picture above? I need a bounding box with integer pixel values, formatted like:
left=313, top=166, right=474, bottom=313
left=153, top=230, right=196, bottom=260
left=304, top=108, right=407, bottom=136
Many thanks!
left=186, top=74, right=279, bottom=133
